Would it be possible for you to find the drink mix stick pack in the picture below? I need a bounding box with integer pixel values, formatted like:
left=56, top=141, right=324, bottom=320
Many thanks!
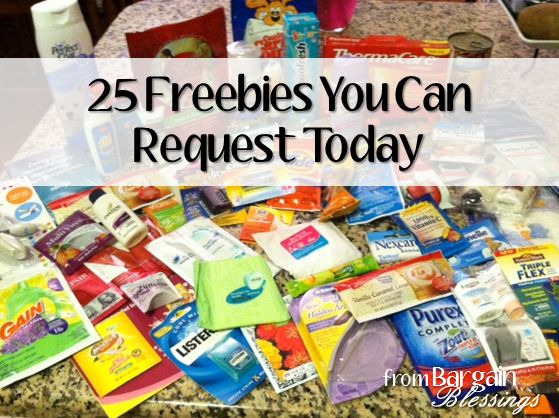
left=284, top=13, right=320, bottom=58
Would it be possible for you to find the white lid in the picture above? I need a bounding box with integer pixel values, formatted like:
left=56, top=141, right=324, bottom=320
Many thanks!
left=31, top=0, right=84, bottom=29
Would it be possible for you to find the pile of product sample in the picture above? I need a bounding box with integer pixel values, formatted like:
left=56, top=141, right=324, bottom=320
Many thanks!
left=2, top=181, right=559, bottom=416
left=2, top=2, right=559, bottom=418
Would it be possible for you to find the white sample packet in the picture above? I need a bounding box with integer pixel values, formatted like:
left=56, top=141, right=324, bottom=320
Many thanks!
left=253, top=221, right=361, bottom=279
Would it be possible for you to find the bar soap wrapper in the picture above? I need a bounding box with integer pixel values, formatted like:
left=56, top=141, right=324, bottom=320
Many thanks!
left=289, top=285, right=404, bottom=403
left=0, top=268, right=99, bottom=388
left=334, top=252, right=455, bottom=322
left=194, top=256, right=290, bottom=330
left=151, top=303, right=265, bottom=405
left=253, top=221, right=362, bottom=279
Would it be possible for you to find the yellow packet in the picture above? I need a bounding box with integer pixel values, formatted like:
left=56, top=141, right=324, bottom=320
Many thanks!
left=213, top=209, right=248, bottom=226
left=73, top=311, right=161, bottom=397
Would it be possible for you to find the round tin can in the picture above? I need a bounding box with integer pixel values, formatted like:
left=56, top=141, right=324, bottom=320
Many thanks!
left=448, top=32, right=494, bottom=58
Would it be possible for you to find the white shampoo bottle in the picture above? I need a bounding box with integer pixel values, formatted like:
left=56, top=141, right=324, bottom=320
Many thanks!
left=89, top=189, right=148, bottom=248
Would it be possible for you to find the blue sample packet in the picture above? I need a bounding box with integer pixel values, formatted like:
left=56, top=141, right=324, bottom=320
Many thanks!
left=448, top=219, right=510, bottom=270
left=231, top=0, right=317, bottom=41
left=393, top=196, right=470, bottom=258
left=151, top=303, right=265, bottom=405
left=348, top=186, right=405, bottom=225
left=391, top=296, right=508, bottom=404
left=366, top=229, right=421, bottom=265
left=180, top=188, right=210, bottom=221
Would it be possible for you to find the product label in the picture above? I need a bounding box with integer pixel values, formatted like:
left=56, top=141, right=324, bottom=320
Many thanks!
left=334, top=252, right=455, bottom=322
left=367, top=230, right=421, bottom=264
left=281, top=226, right=328, bottom=259
left=170, top=329, right=228, bottom=366
left=495, top=244, right=559, bottom=285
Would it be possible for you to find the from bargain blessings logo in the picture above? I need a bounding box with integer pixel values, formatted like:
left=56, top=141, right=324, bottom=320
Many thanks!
left=384, top=368, right=540, bottom=414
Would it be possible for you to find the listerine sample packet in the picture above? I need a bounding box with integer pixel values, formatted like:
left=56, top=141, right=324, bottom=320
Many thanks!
left=391, top=296, right=507, bottom=404
left=0, top=268, right=99, bottom=388
left=151, top=303, right=265, bottom=405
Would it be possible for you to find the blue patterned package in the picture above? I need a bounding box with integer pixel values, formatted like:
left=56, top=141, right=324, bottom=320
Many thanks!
left=448, top=219, right=510, bottom=270
left=231, top=0, right=317, bottom=41
left=391, top=296, right=508, bottom=404
left=151, top=303, right=265, bottom=405
left=348, top=186, right=405, bottom=225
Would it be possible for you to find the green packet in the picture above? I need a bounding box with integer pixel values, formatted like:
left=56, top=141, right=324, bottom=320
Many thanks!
left=286, top=255, right=380, bottom=298
left=0, top=268, right=99, bottom=388
left=194, top=255, right=290, bottom=331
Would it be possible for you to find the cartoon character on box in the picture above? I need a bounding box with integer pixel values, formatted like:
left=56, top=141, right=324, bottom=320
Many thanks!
left=247, top=0, right=298, bottom=25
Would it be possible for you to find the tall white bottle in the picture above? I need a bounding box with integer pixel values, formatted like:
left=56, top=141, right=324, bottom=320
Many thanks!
left=31, top=0, right=93, bottom=58
left=89, top=189, right=149, bottom=249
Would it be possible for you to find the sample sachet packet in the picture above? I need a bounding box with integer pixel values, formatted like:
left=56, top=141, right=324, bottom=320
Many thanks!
left=194, top=256, right=290, bottom=331
left=253, top=221, right=361, bottom=279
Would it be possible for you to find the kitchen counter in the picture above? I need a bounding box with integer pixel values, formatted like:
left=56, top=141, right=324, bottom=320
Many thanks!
left=1, top=0, right=551, bottom=417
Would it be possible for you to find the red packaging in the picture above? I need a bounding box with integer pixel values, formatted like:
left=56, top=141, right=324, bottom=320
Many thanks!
left=126, top=8, right=227, bottom=58
left=322, top=35, right=451, bottom=59
left=66, top=267, right=127, bottom=324
left=267, top=186, right=322, bottom=212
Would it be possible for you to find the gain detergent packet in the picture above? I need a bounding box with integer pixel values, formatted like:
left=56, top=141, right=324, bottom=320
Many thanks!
left=0, top=268, right=99, bottom=388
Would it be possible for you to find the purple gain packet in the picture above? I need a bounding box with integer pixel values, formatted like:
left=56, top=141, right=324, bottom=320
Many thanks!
left=1, top=315, right=49, bottom=355
left=34, top=211, right=115, bottom=274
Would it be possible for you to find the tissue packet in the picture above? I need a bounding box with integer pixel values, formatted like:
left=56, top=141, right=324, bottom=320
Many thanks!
left=289, top=285, right=404, bottom=403
left=391, top=296, right=507, bottom=404
left=254, top=221, right=361, bottom=279
left=334, top=252, right=455, bottom=322
left=151, top=303, right=265, bottom=405
left=367, top=230, right=421, bottom=265
left=394, top=197, right=469, bottom=258
left=34, top=211, right=115, bottom=275
left=0, top=268, right=99, bottom=388
left=241, top=296, right=317, bottom=393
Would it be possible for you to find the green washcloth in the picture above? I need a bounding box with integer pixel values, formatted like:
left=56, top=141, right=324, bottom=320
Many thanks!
left=194, top=255, right=290, bottom=331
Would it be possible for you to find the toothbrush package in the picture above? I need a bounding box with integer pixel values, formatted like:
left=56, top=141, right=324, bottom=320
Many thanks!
left=289, top=284, right=405, bottom=404
left=151, top=303, right=265, bottom=405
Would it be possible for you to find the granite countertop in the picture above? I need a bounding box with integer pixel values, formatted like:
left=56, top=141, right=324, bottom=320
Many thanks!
left=0, top=1, right=549, bottom=417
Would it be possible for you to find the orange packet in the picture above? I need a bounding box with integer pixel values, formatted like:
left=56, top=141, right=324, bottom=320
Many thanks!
left=266, top=186, right=322, bottom=212
left=319, top=187, right=360, bottom=221
left=239, top=206, right=294, bottom=243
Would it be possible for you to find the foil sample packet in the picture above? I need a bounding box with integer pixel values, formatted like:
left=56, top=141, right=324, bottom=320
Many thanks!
left=0, top=268, right=99, bottom=388
left=334, top=252, right=455, bottom=322
left=151, top=303, right=265, bottom=405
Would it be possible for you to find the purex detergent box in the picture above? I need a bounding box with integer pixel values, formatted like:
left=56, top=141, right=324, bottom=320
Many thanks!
left=391, top=296, right=507, bottom=403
